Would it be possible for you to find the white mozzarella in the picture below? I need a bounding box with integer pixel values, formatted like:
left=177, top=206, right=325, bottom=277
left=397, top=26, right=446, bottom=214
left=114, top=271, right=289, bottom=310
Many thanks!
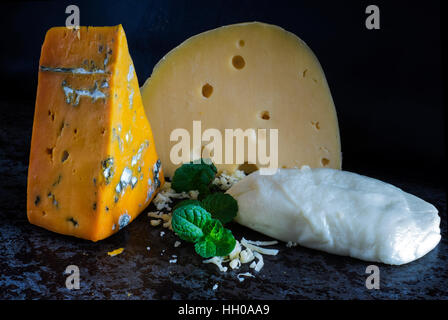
left=227, top=167, right=441, bottom=265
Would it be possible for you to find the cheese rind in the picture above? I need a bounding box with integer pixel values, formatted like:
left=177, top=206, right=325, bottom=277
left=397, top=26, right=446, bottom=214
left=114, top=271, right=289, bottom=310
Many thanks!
left=27, top=25, right=164, bottom=241
left=141, top=22, right=341, bottom=177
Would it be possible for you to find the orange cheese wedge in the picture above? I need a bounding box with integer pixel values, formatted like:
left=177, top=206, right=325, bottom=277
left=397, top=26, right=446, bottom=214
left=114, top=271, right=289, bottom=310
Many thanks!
left=27, top=25, right=164, bottom=241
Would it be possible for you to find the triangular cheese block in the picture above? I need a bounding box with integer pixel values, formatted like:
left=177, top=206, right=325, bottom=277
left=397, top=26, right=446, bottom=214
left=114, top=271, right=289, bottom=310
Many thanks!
left=27, top=25, right=164, bottom=241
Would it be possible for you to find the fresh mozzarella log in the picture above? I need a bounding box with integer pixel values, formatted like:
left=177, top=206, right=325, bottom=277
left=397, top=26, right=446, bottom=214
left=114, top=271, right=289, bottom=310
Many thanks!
left=226, top=167, right=441, bottom=265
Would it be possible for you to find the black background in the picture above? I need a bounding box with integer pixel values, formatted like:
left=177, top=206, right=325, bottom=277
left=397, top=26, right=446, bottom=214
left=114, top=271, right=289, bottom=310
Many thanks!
left=0, top=0, right=445, bottom=187
left=0, top=0, right=447, bottom=302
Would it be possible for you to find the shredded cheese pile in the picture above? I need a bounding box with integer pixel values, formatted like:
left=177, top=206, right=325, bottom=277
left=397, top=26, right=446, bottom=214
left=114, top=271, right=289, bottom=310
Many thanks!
left=203, top=238, right=279, bottom=281
left=153, top=181, right=199, bottom=211
left=148, top=181, right=203, bottom=230
left=147, top=171, right=280, bottom=282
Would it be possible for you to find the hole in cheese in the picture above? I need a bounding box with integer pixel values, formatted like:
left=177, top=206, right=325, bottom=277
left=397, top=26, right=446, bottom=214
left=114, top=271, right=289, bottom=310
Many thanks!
left=238, top=162, right=259, bottom=174
left=321, top=158, right=330, bottom=166
left=302, top=69, right=308, bottom=78
left=260, top=111, right=270, bottom=120
left=61, top=150, right=69, bottom=163
left=202, top=83, right=213, bottom=98
left=232, top=55, right=245, bottom=69
left=48, top=110, right=55, bottom=121
left=311, top=121, right=320, bottom=130
left=46, top=147, right=54, bottom=161
left=238, top=40, right=245, bottom=47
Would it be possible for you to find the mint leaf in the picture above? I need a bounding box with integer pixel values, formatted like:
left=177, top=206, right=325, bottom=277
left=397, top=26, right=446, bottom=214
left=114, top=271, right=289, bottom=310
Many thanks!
left=194, top=239, right=217, bottom=258
left=201, top=193, right=238, bottom=224
left=196, top=183, right=212, bottom=200
left=194, top=228, right=236, bottom=258
left=194, top=224, right=236, bottom=258
left=202, top=219, right=224, bottom=241
left=215, top=229, right=237, bottom=257
left=171, top=205, right=211, bottom=242
left=171, top=159, right=217, bottom=194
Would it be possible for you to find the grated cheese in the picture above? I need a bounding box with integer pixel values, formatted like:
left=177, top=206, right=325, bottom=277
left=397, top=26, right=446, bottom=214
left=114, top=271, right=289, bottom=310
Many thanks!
left=237, top=272, right=255, bottom=282
left=203, top=256, right=228, bottom=272
left=229, top=258, right=241, bottom=270
left=212, top=170, right=246, bottom=191
left=150, top=219, right=161, bottom=226
left=228, top=240, right=242, bottom=260
left=252, top=251, right=264, bottom=272
left=241, top=238, right=279, bottom=255
left=153, top=182, right=191, bottom=210
left=239, top=248, right=255, bottom=263
left=203, top=237, right=279, bottom=277
left=244, top=239, right=279, bottom=246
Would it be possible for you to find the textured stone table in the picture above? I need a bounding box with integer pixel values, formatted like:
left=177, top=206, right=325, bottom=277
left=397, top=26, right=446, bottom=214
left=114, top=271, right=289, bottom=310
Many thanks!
left=0, top=101, right=446, bottom=300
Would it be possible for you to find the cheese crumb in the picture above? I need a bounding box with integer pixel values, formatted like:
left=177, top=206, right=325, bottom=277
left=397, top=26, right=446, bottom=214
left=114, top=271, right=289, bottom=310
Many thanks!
left=229, top=258, right=241, bottom=269
left=239, top=248, right=255, bottom=263
left=286, top=241, right=298, bottom=248
left=212, top=170, right=246, bottom=191
left=203, top=256, right=228, bottom=272
left=252, top=251, right=264, bottom=272
left=107, top=248, right=124, bottom=257
left=174, top=241, right=181, bottom=247
left=148, top=211, right=162, bottom=218
left=244, top=239, right=278, bottom=246
left=188, top=190, right=199, bottom=199
left=237, top=272, right=255, bottom=282
left=162, top=216, right=173, bottom=230
left=228, top=240, right=241, bottom=260
left=153, top=182, right=191, bottom=210
left=150, top=219, right=161, bottom=226
left=241, top=238, right=279, bottom=255
left=212, top=283, right=218, bottom=290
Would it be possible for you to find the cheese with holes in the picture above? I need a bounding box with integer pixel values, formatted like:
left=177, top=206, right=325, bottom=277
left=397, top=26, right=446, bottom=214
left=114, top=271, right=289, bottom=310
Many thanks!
left=141, top=22, right=341, bottom=177
left=27, top=25, right=164, bottom=241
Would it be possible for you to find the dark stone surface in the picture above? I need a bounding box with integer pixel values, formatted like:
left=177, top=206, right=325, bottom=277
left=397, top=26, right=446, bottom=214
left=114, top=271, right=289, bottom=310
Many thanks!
left=0, top=101, right=446, bottom=300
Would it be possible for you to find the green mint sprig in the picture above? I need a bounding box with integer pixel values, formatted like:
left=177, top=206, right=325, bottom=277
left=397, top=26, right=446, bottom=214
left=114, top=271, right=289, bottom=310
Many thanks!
left=170, top=159, right=239, bottom=258
left=174, top=194, right=237, bottom=225
left=171, top=159, right=217, bottom=196
left=171, top=204, right=236, bottom=258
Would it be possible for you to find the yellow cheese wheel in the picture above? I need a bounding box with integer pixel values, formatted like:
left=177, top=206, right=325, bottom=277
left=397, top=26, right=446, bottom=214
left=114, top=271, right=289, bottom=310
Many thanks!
left=141, top=22, right=341, bottom=177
